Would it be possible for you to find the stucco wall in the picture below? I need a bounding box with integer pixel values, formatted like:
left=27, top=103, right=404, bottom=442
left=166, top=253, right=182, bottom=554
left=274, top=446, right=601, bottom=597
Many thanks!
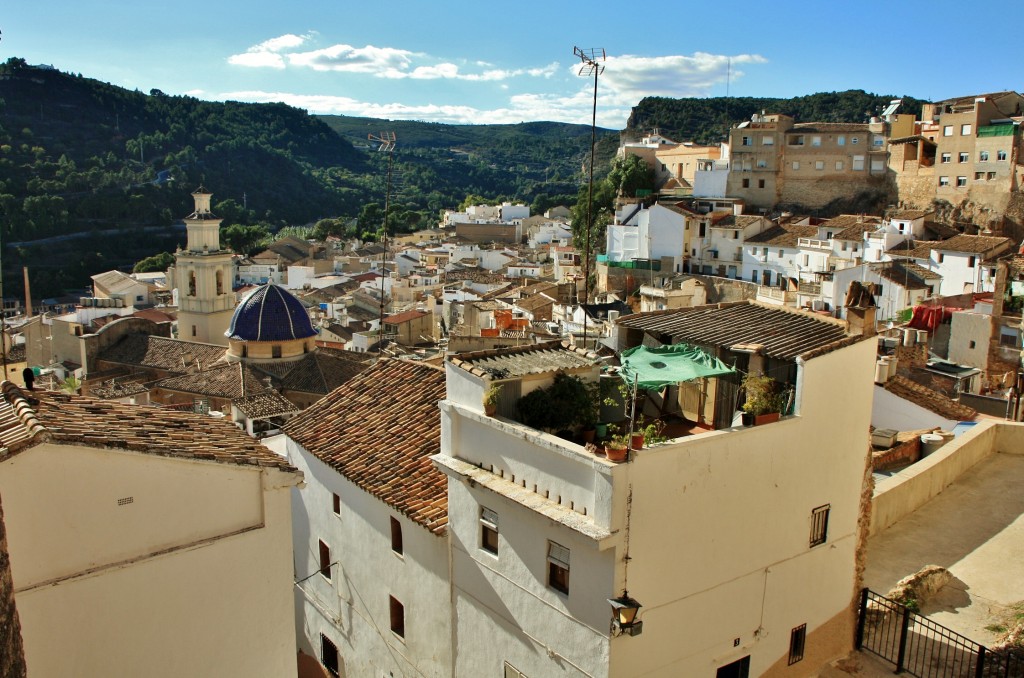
left=283, top=437, right=453, bottom=678
left=0, top=444, right=298, bottom=678
left=870, top=421, right=1024, bottom=535
left=607, top=337, right=875, bottom=677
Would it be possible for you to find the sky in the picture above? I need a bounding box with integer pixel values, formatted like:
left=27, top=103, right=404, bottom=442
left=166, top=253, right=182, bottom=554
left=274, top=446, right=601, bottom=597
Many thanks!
left=4, top=1, right=1022, bottom=130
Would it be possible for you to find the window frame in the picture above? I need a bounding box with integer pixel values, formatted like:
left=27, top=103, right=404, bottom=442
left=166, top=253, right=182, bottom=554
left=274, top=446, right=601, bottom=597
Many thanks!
left=319, top=540, right=332, bottom=580
left=547, top=541, right=570, bottom=595
left=956, top=176, right=967, bottom=187
left=809, top=504, right=830, bottom=547
left=480, top=507, right=499, bottom=556
left=389, top=595, right=405, bottom=638
left=788, top=624, right=807, bottom=665
left=332, top=493, right=341, bottom=516
left=390, top=516, right=404, bottom=555
left=321, top=633, right=340, bottom=677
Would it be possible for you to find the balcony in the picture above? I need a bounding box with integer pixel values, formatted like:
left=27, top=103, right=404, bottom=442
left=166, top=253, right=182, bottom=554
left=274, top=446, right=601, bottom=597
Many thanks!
left=757, top=286, right=797, bottom=304
left=797, top=237, right=831, bottom=251
left=798, top=281, right=822, bottom=296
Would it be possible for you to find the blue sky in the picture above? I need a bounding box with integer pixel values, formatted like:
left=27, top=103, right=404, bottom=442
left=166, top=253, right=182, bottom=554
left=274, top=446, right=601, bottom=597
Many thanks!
left=5, top=1, right=1021, bottom=129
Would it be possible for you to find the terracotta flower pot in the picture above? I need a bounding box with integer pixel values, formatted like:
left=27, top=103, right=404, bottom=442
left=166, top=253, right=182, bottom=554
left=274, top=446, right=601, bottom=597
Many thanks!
left=605, top=443, right=628, bottom=462
left=754, top=412, right=780, bottom=426
left=484, top=403, right=497, bottom=417
left=630, top=433, right=644, bottom=450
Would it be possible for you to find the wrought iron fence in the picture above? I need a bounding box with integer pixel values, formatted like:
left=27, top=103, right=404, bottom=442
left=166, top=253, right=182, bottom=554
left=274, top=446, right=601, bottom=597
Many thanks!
left=857, top=588, right=1024, bottom=678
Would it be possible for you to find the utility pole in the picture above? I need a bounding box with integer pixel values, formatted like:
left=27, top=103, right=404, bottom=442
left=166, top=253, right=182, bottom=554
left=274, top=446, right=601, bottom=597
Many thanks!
left=369, top=132, right=397, bottom=359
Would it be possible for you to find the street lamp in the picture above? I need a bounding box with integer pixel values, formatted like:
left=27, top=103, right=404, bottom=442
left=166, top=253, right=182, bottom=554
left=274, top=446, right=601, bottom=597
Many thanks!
left=608, top=593, right=643, bottom=636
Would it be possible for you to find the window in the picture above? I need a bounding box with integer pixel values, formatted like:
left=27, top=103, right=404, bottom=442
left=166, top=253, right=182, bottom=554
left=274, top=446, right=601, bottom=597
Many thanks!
left=790, top=135, right=805, bottom=146
left=961, top=124, right=972, bottom=136
left=975, top=172, right=985, bottom=181
left=321, top=634, right=340, bottom=677
left=191, top=325, right=197, bottom=337
left=742, top=178, right=750, bottom=188
left=332, top=493, right=341, bottom=516
left=504, top=662, right=529, bottom=678
left=937, top=253, right=945, bottom=263
left=789, top=624, right=807, bottom=665
left=480, top=507, right=499, bottom=555
left=742, top=136, right=752, bottom=146
left=851, top=136, right=859, bottom=144
left=758, top=179, right=765, bottom=188
left=969, top=340, right=976, bottom=349
left=943, top=125, right=953, bottom=137
left=135, top=294, right=144, bottom=302
left=751, top=271, right=758, bottom=283
left=871, top=160, right=884, bottom=172
left=756, top=159, right=767, bottom=168
left=939, top=176, right=950, bottom=187
left=940, top=152, right=951, bottom=163
left=980, top=150, right=989, bottom=162
left=717, top=656, right=751, bottom=678
left=956, top=176, right=967, bottom=187
left=272, top=344, right=282, bottom=359
left=997, top=150, right=1008, bottom=161
left=215, top=270, right=224, bottom=295
left=390, top=517, right=403, bottom=555
left=958, top=152, right=969, bottom=163
left=837, top=135, right=846, bottom=146
left=733, top=230, right=739, bottom=240
left=872, top=135, right=884, bottom=147
left=1000, top=329, right=1019, bottom=347
left=811, top=136, right=821, bottom=147
left=319, top=540, right=332, bottom=579
left=852, top=155, right=865, bottom=171
left=547, top=541, right=570, bottom=595
left=792, top=161, right=800, bottom=170
left=810, top=504, right=830, bottom=547
left=778, top=249, right=784, bottom=258
left=968, top=256, right=976, bottom=268
left=762, top=135, right=774, bottom=146
left=815, top=161, right=824, bottom=170
left=987, top=172, right=997, bottom=180
left=835, top=161, right=844, bottom=171
left=389, top=596, right=405, bottom=638
left=188, top=271, right=197, bottom=296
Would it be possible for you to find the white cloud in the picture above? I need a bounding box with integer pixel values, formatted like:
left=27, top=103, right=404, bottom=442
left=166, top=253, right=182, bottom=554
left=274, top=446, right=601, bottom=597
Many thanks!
left=227, top=35, right=560, bottom=83
left=228, top=33, right=314, bottom=69
left=598, top=52, right=767, bottom=103
left=216, top=89, right=630, bottom=128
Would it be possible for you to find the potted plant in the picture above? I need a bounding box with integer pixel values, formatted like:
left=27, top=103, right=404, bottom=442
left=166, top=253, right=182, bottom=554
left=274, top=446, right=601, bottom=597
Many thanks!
left=641, top=418, right=668, bottom=446
left=604, top=431, right=629, bottom=462
left=483, top=383, right=502, bottom=417
left=741, top=373, right=786, bottom=425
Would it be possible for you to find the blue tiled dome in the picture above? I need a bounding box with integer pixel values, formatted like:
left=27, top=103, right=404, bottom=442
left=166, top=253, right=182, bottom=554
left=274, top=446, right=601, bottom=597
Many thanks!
left=226, top=284, right=317, bottom=342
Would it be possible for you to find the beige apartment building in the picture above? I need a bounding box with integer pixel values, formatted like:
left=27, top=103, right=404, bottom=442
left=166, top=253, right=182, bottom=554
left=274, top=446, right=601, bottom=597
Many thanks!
left=889, top=91, right=1024, bottom=223
left=727, top=114, right=890, bottom=210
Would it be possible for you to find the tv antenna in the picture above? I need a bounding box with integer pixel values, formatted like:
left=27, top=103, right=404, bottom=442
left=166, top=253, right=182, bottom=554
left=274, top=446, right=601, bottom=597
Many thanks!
left=369, top=132, right=397, bottom=359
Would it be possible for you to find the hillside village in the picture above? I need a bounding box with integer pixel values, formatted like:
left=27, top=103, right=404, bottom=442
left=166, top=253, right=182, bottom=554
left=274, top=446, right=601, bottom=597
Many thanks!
left=2, top=89, right=1024, bottom=678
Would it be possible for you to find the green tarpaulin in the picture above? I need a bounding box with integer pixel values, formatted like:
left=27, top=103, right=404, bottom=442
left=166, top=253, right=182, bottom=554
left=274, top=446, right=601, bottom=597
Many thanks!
left=621, top=344, right=735, bottom=390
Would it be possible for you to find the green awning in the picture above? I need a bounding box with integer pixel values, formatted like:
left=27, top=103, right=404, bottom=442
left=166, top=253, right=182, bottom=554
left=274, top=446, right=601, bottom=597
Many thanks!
left=621, top=344, right=735, bottom=390
left=977, top=124, right=1015, bottom=137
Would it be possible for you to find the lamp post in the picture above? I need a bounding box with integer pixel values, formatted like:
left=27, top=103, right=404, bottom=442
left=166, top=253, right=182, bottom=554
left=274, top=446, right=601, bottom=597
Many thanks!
left=574, top=46, right=605, bottom=349
left=608, top=593, right=643, bottom=636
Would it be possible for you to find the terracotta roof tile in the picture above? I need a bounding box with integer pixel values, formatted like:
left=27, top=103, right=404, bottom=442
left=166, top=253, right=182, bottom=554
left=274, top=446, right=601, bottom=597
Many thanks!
left=884, top=375, right=977, bottom=421
left=284, top=360, right=448, bottom=534
left=0, top=382, right=295, bottom=471
left=99, top=335, right=227, bottom=373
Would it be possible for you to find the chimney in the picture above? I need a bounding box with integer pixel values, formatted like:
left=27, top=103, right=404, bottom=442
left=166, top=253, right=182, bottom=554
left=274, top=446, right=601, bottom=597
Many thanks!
left=844, top=280, right=877, bottom=337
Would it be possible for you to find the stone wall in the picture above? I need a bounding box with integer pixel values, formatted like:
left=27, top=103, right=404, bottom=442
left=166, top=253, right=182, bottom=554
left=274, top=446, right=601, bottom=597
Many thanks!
left=0, top=493, right=27, bottom=678
left=872, top=437, right=921, bottom=471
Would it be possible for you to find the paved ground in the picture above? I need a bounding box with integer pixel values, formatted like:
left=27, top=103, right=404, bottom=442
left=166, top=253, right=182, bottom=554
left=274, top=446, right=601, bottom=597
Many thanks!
left=864, top=451, right=1024, bottom=646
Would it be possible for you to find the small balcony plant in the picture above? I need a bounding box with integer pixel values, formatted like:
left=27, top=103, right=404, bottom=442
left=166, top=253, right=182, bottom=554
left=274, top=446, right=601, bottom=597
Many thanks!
left=483, top=383, right=502, bottom=417
left=741, top=373, right=787, bottom=426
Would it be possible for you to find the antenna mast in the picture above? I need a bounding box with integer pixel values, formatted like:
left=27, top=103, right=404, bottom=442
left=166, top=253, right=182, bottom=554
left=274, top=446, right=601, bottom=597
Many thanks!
left=369, top=132, right=397, bottom=359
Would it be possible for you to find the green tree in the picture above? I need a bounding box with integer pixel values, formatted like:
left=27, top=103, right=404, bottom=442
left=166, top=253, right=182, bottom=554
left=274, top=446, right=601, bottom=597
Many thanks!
left=133, top=251, right=175, bottom=273
left=606, top=154, right=654, bottom=198
left=221, top=223, right=270, bottom=255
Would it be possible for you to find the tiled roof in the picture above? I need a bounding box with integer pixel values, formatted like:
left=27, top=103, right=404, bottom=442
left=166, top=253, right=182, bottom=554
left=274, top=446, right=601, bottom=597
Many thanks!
left=0, top=382, right=295, bottom=470
left=233, top=389, right=299, bottom=420
left=90, top=379, right=149, bottom=400
left=383, top=309, right=429, bottom=325
left=821, top=214, right=883, bottom=241
left=923, top=221, right=958, bottom=240
left=227, top=284, right=317, bottom=342
left=616, top=301, right=858, bottom=361
left=712, top=215, right=765, bottom=229
left=887, top=240, right=940, bottom=259
left=889, top=210, right=932, bottom=221
left=99, top=335, right=227, bottom=373
left=284, top=360, right=448, bottom=534
left=884, top=376, right=977, bottom=421
left=873, top=262, right=935, bottom=290
left=277, top=351, right=371, bottom=395
left=932, top=234, right=1013, bottom=254
left=131, top=308, right=176, bottom=323
left=512, top=294, right=555, bottom=313
left=746, top=223, right=819, bottom=247
left=155, top=362, right=268, bottom=399
left=449, top=340, right=598, bottom=379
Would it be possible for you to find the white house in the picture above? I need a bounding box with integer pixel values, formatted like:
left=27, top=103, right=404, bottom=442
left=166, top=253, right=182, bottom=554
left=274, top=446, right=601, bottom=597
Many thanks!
left=275, top=360, right=452, bottom=678
left=605, top=203, right=690, bottom=273
left=435, top=301, right=877, bottom=677
left=890, top=234, right=1012, bottom=296
left=0, top=384, right=302, bottom=678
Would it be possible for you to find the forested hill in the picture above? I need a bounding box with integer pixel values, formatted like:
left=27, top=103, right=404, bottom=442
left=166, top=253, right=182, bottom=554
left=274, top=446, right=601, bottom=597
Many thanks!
left=0, top=58, right=613, bottom=297
left=626, top=90, right=927, bottom=144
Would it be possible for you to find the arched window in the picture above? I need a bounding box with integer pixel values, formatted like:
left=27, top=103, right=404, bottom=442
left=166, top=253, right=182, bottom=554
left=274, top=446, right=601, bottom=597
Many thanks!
left=188, top=272, right=197, bottom=297
left=216, top=270, right=224, bottom=295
